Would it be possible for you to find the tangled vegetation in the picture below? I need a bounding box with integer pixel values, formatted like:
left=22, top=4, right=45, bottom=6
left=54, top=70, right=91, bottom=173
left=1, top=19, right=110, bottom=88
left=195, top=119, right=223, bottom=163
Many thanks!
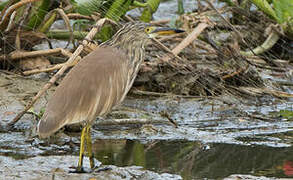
left=0, top=0, right=292, bottom=124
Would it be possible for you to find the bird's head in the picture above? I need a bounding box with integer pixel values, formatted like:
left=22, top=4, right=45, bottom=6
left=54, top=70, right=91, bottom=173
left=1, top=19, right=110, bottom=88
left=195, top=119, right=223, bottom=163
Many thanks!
left=106, top=22, right=184, bottom=44
left=102, top=22, right=184, bottom=50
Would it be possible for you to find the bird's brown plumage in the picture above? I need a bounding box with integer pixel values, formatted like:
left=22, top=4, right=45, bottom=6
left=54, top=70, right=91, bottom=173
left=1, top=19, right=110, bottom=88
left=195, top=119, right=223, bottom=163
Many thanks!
left=38, top=47, right=129, bottom=138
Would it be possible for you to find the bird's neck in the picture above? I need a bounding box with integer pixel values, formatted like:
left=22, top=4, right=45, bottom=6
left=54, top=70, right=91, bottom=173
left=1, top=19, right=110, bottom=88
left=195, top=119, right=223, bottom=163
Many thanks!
left=101, top=37, right=148, bottom=90
left=101, top=37, right=148, bottom=66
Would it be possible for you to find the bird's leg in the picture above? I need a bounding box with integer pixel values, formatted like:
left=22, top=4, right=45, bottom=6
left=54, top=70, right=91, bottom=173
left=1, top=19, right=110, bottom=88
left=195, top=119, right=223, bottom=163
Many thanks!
left=75, top=126, right=87, bottom=172
left=85, top=125, right=95, bottom=169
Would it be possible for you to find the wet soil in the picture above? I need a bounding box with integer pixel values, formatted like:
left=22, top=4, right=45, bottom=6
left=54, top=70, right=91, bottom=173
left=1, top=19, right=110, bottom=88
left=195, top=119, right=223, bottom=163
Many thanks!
left=1, top=0, right=293, bottom=179
left=0, top=72, right=293, bottom=179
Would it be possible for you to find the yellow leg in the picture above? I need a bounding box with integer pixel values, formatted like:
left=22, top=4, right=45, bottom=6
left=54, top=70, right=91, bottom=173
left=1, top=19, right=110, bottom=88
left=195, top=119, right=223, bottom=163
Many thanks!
left=85, top=126, right=95, bottom=169
left=76, top=126, right=87, bottom=172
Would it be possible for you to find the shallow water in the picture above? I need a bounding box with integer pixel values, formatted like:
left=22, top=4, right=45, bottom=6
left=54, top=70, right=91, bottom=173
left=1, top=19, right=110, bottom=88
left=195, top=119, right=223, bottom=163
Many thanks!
left=1, top=0, right=293, bottom=179
left=92, top=139, right=293, bottom=179
left=1, top=91, right=293, bottom=179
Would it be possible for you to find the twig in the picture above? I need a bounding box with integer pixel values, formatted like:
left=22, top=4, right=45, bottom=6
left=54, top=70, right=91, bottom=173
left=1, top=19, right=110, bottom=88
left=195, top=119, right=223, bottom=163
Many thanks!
left=0, top=0, right=16, bottom=21
left=124, top=15, right=135, bottom=22
left=152, top=38, right=193, bottom=70
left=246, top=114, right=276, bottom=122
left=15, top=3, right=32, bottom=50
left=130, top=89, right=173, bottom=97
left=55, top=8, right=73, bottom=49
left=263, top=88, right=293, bottom=98
left=239, top=87, right=293, bottom=98
left=150, top=19, right=170, bottom=25
left=5, top=11, right=16, bottom=32
left=95, top=118, right=169, bottom=126
left=221, top=65, right=249, bottom=80
left=8, top=18, right=110, bottom=126
left=240, top=30, right=280, bottom=56
left=0, top=48, right=70, bottom=61
left=161, top=22, right=209, bottom=62
left=275, top=81, right=293, bottom=87
left=67, top=13, right=93, bottom=20
left=160, top=111, right=178, bottom=128
left=0, top=0, right=41, bottom=31
left=22, top=47, right=82, bottom=76
left=152, top=38, right=183, bottom=61
left=23, top=59, right=80, bottom=76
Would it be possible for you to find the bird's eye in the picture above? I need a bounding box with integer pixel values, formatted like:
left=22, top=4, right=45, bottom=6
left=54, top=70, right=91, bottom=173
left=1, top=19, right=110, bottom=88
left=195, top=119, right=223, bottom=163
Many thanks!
left=145, top=28, right=150, bottom=32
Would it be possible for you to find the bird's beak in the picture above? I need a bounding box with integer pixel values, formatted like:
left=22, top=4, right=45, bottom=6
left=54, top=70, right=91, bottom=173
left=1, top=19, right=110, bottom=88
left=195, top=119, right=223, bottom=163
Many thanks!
left=149, top=27, right=185, bottom=38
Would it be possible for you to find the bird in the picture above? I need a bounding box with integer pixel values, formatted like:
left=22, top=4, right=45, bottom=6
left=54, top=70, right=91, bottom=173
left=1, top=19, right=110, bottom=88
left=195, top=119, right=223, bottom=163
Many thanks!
left=37, top=22, right=184, bottom=172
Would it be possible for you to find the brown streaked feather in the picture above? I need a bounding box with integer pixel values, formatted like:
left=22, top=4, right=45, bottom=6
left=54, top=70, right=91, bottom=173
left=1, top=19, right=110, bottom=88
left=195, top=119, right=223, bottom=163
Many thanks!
left=37, top=47, right=129, bottom=138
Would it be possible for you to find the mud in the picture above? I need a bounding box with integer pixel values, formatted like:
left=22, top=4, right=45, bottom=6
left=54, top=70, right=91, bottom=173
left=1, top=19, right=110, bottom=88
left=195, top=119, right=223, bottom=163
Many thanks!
left=0, top=72, right=293, bottom=179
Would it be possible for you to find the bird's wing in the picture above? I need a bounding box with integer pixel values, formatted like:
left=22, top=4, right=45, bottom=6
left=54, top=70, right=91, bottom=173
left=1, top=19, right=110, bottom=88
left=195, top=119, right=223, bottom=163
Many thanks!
left=38, top=47, right=129, bottom=138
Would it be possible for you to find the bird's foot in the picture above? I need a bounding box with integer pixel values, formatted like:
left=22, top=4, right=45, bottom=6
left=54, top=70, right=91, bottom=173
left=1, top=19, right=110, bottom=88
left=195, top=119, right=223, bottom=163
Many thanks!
left=94, top=166, right=112, bottom=173
left=69, top=166, right=93, bottom=173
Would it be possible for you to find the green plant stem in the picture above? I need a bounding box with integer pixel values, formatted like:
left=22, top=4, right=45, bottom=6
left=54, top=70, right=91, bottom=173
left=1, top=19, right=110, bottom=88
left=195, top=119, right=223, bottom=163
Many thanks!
left=140, top=0, right=160, bottom=22
left=132, top=0, right=147, bottom=7
left=46, top=30, right=100, bottom=40
left=26, top=0, right=51, bottom=30
left=105, top=0, right=132, bottom=22
left=38, top=11, right=57, bottom=33
left=250, top=0, right=278, bottom=21
left=241, top=31, right=280, bottom=56
left=177, top=0, right=184, bottom=15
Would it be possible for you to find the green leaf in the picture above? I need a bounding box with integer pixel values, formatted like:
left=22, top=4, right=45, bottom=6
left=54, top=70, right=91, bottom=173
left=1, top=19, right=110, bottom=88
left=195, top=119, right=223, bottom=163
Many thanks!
left=105, top=0, right=132, bottom=22
left=74, top=0, right=104, bottom=16
left=140, top=0, right=160, bottom=22
left=279, top=110, right=293, bottom=120
left=26, top=0, right=51, bottom=30
left=250, top=0, right=278, bottom=21
left=273, top=0, right=293, bottom=23
left=273, top=0, right=293, bottom=34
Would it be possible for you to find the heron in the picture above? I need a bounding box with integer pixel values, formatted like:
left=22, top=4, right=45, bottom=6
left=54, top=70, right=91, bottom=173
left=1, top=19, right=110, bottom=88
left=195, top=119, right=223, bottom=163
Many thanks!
left=37, top=22, right=184, bottom=172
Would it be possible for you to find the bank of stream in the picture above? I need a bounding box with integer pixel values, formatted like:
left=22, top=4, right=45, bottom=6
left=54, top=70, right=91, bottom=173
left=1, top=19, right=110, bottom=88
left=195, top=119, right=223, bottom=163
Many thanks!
left=0, top=72, right=292, bottom=179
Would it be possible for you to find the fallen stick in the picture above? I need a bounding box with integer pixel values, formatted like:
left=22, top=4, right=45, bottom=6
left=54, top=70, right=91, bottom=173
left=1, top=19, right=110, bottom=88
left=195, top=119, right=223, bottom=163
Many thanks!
left=22, top=50, right=82, bottom=76
left=0, top=48, right=69, bottom=61
left=95, top=118, right=169, bottom=126
left=8, top=18, right=111, bottom=127
left=67, top=13, right=93, bottom=20
left=161, top=22, right=209, bottom=62
left=23, top=61, right=78, bottom=76
left=0, top=0, right=41, bottom=31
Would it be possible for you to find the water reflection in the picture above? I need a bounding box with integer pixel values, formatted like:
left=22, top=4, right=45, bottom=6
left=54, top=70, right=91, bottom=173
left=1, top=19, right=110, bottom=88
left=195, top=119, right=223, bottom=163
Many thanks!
left=92, top=139, right=293, bottom=179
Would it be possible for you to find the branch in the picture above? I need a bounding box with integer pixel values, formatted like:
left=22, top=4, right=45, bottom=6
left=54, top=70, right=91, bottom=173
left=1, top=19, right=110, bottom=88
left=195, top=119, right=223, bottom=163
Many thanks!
left=161, top=22, right=209, bottom=62
left=0, top=0, right=41, bottom=31
left=240, top=30, right=280, bottom=56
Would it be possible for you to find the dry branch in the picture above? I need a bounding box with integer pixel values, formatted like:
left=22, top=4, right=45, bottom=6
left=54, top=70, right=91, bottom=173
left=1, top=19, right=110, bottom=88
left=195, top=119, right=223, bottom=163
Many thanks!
left=23, top=59, right=80, bottom=76
left=161, top=22, right=209, bottom=62
left=240, top=30, right=280, bottom=56
left=22, top=48, right=82, bottom=76
left=150, top=19, right=170, bottom=25
left=67, top=13, right=93, bottom=20
left=0, top=48, right=71, bottom=61
left=152, top=38, right=183, bottom=61
left=0, top=0, right=41, bottom=31
left=239, top=87, right=293, bottom=98
left=9, top=18, right=111, bottom=126
left=55, top=8, right=73, bottom=48
left=95, top=118, right=168, bottom=126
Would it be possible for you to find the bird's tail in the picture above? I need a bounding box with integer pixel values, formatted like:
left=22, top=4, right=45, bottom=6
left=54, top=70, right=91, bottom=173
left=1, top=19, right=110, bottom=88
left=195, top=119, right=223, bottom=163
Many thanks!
left=37, top=112, right=65, bottom=138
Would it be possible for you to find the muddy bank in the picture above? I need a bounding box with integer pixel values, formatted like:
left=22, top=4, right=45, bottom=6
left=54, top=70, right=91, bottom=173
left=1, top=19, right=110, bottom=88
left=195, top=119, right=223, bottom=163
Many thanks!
left=0, top=155, right=181, bottom=180
left=0, top=72, right=293, bottom=179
